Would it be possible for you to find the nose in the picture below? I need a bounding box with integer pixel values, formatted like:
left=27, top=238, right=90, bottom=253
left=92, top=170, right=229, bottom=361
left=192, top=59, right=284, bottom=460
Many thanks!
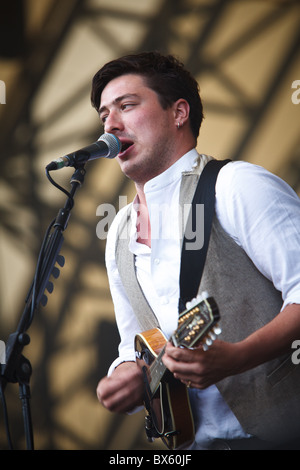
left=104, top=110, right=124, bottom=134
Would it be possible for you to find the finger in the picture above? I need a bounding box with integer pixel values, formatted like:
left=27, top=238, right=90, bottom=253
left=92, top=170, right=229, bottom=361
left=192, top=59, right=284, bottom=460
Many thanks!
left=165, top=343, right=202, bottom=364
left=163, top=354, right=198, bottom=379
left=180, top=378, right=211, bottom=390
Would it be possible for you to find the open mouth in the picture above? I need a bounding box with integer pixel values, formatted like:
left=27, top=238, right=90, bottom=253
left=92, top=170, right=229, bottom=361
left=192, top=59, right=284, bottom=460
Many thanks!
left=121, top=142, right=132, bottom=152
left=120, top=140, right=134, bottom=155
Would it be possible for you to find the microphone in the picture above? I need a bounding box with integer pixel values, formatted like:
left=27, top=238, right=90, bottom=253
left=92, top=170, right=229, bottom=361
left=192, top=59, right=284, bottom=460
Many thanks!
left=46, top=133, right=121, bottom=171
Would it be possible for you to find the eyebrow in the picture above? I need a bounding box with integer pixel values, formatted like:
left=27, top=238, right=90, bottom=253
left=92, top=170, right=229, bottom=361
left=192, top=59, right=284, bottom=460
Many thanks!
left=99, top=93, right=140, bottom=115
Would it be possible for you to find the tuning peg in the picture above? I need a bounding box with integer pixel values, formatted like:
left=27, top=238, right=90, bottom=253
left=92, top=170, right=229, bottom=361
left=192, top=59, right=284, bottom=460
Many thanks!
left=185, top=291, right=209, bottom=310
left=213, top=325, right=222, bottom=335
left=208, top=331, right=216, bottom=341
left=195, top=291, right=208, bottom=302
left=201, top=335, right=215, bottom=351
left=200, top=291, right=209, bottom=300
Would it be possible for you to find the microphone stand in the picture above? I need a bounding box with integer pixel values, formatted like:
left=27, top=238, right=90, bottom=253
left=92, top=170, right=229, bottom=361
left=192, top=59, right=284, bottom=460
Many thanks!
left=0, top=164, right=86, bottom=450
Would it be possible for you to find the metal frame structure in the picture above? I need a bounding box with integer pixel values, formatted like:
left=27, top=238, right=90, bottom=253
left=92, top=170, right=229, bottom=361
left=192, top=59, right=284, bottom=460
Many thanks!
left=0, top=0, right=299, bottom=450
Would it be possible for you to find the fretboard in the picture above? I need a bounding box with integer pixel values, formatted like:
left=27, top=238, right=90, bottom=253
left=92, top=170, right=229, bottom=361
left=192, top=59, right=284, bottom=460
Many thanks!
left=148, top=345, right=167, bottom=396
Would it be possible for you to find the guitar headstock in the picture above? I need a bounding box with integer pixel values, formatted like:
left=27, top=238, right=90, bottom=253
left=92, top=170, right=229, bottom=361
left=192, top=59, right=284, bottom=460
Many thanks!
left=171, top=292, right=221, bottom=349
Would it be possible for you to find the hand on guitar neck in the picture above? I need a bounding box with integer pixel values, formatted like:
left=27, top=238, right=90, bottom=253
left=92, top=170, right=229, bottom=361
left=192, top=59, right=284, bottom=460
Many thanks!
left=163, top=337, right=237, bottom=390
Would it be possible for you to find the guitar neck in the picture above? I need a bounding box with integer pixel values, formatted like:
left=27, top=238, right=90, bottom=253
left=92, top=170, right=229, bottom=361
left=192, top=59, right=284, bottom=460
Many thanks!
left=145, top=294, right=221, bottom=397
left=148, top=345, right=167, bottom=396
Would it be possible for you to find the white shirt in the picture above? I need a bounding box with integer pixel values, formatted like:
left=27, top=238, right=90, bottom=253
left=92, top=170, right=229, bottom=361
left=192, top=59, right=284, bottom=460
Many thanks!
left=105, top=149, right=300, bottom=448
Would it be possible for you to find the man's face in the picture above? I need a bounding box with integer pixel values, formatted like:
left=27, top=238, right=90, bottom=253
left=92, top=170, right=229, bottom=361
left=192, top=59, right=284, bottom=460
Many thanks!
left=99, top=74, right=180, bottom=186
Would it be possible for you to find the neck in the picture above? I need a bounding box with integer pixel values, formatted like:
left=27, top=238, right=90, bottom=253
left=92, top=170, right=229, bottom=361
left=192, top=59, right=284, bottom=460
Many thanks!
left=132, top=141, right=195, bottom=189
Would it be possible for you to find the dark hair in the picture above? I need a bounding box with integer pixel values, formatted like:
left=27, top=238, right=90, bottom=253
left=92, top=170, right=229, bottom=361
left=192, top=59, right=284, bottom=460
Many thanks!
left=91, top=51, right=204, bottom=141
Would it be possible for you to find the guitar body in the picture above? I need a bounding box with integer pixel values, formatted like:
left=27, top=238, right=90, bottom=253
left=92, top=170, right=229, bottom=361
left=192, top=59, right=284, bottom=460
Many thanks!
left=135, top=328, right=194, bottom=450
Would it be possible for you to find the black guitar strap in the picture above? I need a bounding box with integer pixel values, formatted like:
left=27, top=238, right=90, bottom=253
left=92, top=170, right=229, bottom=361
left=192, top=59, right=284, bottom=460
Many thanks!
left=178, top=159, right=231, bottom=313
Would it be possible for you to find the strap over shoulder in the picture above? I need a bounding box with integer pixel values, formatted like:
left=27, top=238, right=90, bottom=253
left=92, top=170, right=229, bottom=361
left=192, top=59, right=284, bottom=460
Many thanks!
left=179, top=159, right=231, bottom=312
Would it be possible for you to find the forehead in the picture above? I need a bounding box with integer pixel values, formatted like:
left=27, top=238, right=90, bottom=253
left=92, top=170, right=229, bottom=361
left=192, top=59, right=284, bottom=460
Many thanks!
left=100, top=74, right=149, bottom=106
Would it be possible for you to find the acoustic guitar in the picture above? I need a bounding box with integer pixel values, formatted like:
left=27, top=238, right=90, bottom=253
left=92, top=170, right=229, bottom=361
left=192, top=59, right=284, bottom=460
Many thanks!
left=135, top=291, right=221, bottom=450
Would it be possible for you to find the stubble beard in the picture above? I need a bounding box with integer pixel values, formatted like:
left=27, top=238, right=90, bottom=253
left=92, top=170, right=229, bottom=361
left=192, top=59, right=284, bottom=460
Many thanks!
left=120, top=138, right=177, bottom=186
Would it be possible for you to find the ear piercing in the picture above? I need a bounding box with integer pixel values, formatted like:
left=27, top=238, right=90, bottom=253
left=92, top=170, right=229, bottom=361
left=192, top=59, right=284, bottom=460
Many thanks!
left=177, top=122, right=181, bottom=129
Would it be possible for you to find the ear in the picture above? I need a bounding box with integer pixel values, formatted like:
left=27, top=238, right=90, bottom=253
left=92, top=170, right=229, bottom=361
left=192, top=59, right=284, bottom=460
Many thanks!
left=173, top=98, right=190, bottom=125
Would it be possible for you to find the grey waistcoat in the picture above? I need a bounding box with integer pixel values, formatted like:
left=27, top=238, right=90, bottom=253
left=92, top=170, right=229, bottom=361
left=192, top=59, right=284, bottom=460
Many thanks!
left=115, top=158, right=300, bottom=444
